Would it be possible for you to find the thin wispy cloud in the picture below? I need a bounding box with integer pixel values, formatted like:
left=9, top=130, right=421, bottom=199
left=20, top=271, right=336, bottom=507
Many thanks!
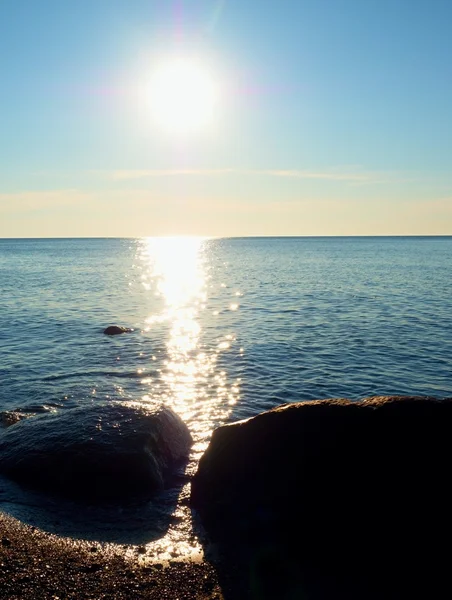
left=256, top=170, right=375, bottom=182
left=110, top=168, right=235, bottom=181
left=0, top=190, right=93, bottom=213
left=107, top=167, right=396, bottom=184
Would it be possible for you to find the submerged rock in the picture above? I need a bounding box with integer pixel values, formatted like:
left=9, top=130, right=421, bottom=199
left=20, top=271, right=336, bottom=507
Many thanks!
left=0, top=402, right=192, bottom=502
left=103, top=325, right=132, bottom=335
left=0, top=411, right=29, bottom=428
left=192, top=396, right=452, bottom=598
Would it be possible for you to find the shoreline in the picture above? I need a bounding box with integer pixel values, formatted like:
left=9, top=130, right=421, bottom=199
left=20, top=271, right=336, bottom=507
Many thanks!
left=0, top=512, right=243, bottom=600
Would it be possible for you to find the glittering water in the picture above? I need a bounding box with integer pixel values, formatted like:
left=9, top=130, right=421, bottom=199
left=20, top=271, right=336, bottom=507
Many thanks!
left=1, top=236, right=452, bottom=554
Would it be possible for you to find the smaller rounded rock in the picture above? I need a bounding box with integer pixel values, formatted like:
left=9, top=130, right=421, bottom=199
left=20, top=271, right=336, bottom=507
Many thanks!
left=103, top=326, right=132, bottom=336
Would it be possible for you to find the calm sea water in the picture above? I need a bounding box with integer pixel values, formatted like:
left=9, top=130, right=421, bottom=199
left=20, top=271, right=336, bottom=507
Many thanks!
left=1, top=236, right=451, bottom=550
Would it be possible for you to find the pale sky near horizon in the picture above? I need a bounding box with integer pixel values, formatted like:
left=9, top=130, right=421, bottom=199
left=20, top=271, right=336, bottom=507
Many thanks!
left=1, top=0, right=452, bottom=237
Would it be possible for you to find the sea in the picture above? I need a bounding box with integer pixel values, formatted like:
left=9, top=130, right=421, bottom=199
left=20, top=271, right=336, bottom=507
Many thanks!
left=1, top=236, right=451, bottom=556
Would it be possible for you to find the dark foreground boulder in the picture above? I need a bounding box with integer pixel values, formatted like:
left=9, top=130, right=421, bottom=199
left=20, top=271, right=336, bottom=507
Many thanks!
left=192, top=396, right=452, bottom=599
left=0, top=402, right=192, bottom=502
left=103, top=325, right=133, bottom=335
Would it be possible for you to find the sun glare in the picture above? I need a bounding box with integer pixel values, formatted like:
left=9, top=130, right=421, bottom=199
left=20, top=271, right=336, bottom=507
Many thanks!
left=149, top=59, right=218, bottom=134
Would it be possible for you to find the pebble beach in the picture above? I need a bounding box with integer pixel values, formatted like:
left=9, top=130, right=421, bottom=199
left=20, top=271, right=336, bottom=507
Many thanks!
left=0, top=513, right=243, bottom=600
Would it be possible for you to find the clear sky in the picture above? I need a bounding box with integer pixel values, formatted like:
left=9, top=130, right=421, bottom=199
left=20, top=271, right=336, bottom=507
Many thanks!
left=1, top=0, right=452, bottom=237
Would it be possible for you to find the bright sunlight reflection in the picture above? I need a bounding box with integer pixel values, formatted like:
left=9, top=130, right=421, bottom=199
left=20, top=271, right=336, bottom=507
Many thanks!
left=134, top=237, right=241, bottom=562
left=148, top=58, right=219, bottom=134
left=139, top=237, right=238, bottom=458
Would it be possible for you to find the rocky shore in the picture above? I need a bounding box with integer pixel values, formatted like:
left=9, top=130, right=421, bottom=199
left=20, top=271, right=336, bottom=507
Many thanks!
left=3, top=395, right=452, bottom=599
left=0, top=513, right=236, bottom=600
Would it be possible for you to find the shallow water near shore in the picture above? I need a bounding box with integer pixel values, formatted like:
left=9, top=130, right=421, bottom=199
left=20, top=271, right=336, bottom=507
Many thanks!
left=1, top=236, right=452, bottom=556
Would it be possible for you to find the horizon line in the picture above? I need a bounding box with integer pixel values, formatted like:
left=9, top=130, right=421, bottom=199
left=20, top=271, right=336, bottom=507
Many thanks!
left=1, top=234, right=452, bottom=240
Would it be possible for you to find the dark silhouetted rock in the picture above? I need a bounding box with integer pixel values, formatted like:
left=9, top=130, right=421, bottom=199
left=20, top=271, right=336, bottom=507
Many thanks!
left=0, top=411, right=29, bottom=428
left=103, top=326, right=132, bottom=335
left=0, top=402, right=192, bottom=502
left=192, top=396, right=452, bottom=599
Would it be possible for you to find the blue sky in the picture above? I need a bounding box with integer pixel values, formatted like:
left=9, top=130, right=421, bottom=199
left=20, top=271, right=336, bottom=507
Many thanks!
left=1, top=0, right=451, bottom=236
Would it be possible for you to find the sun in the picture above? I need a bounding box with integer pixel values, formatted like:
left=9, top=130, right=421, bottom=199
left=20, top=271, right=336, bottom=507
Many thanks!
left=149, top=58, right=218, bottom=134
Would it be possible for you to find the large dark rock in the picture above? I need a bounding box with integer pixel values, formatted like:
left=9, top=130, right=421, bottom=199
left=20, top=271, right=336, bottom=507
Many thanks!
left=192, top=396, right=452, bottom=599
left=0, top=402, right=192, bottom=502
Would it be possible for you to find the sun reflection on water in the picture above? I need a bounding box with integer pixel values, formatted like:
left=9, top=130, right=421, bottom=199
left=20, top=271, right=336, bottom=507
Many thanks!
left=134, top=237, right=243, bottom=560
left=138, top=237, right=239, bottom=457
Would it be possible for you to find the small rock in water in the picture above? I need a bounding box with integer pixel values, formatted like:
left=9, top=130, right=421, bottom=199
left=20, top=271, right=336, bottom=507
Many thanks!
left=0, top=411, right=28, bottom=428
left=103, top=325, right=132, bottom=335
